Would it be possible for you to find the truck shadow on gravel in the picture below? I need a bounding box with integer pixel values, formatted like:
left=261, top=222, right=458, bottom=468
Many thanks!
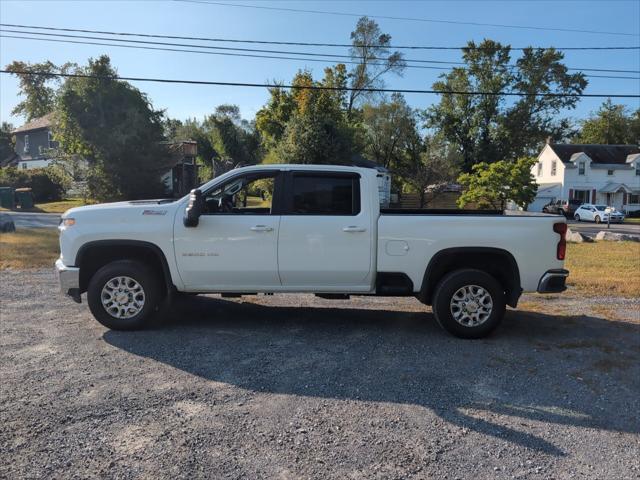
left=103, top=296, right=640, bottom=457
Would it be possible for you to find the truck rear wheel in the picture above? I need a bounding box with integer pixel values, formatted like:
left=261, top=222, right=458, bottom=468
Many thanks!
left=87, top=260, right=162, bottom=330
left=432, top=269, right=506, bottom=339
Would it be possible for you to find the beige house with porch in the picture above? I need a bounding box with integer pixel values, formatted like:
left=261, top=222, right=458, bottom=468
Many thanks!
left=529, top=143, right=640, bottom=213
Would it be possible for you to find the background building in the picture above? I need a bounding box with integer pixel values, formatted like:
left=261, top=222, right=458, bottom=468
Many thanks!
left=530, top=143, right=640, bottom=213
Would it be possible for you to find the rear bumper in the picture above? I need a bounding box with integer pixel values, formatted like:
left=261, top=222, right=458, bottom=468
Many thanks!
left=537, top=269, right=569, bottom=293
left=55, top=258, right=81, bottom=303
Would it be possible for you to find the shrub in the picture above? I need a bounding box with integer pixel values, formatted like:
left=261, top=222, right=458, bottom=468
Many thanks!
left=0, top=166, right=70, bottom=202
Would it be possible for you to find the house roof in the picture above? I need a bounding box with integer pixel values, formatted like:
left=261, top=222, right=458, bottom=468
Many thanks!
left=549, top=144, right=640, bottom=165
left=11, top=113, right=54, bottom=134
left=599, top=182, right=633, bottom=194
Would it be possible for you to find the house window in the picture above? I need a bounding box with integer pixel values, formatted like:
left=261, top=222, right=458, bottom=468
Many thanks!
left=629, top=194, right=640, bottom=205
left=551, top=160, right=557, bottom=176
left=22, top=163, right=28, bottom=170
left=636, top=163, right=640, bottom=176
left=23, top=135, right=29, bottom=153
left=537, top=163, right=542, bottom=176
left=578, top=162, right=585, bottom=175
left=47, top=131, right=53, bottom=148
left=607, top=169, right=614, bottom=176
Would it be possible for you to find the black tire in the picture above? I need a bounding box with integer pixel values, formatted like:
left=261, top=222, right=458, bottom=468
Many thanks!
left=594, top=215, right=601, bottom=224
left=574, top=214, right=580, bottom=222
left=87, top=260, right=163, bottom=330
left=432, top=269, right=506, bottom=339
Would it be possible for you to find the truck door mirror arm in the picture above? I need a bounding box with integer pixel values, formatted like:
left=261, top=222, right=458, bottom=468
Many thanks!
left=184, top=188, right=203, bottom=227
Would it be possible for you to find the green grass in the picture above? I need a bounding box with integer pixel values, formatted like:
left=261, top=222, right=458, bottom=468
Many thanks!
left=624, top=217, right=640, bottom=224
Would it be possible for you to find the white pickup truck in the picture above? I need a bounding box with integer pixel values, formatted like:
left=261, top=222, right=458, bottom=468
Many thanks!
left=56, top=164, right=569, bottom=338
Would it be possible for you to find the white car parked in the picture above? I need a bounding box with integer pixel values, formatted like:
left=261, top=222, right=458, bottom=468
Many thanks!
left=573, top=204, right=625, bottom=224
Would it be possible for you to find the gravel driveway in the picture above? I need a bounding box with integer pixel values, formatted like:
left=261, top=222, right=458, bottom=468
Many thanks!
left=1, top=269, right=639, bottom=479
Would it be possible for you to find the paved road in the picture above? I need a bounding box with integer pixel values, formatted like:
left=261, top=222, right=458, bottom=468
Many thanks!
left=4, top=211, right=60, bottom=228
left=1, top=269, right=639, bottom=479
left=566, top=220, right=640, bottom=237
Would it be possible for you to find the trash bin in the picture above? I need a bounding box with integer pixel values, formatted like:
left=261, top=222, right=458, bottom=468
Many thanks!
left=0, top=187, right=15, bottom=209
left=15, top=188, right=34, bottom=209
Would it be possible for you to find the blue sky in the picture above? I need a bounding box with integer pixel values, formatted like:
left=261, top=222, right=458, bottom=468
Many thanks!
left=1, top=0, right=639, bottom=128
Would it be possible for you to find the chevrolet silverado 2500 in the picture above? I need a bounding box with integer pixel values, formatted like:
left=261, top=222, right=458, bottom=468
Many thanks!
left=56, top=164, right=569, bottom=338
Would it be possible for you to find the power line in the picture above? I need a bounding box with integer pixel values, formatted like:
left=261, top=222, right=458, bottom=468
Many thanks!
left=2, top=22, right=639, bottom=51
left=176, top=0, right=640, bottom=38
left=2, top=69, right=638, bottom=98
left=3, top=31, right=639, bottom=79
left=4, top=26, right=640, bottom=73
left=0, top=34, right=448, bottom=71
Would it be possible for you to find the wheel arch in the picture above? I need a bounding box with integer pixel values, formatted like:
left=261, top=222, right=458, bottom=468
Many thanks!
left=75, top=240, right=175, bottom=296
left=418, top=247, right=522, bottom=307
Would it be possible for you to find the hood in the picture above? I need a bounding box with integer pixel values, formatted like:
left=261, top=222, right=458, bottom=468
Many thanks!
left=62, top=198, right=178, bottom=218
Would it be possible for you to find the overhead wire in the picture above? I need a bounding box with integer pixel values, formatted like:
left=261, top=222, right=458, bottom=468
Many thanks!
left=2, top=22, right=639, bottom=51
left=2, top=30, right=639, bottom=80
left=2, top=69, right=638, bottom=98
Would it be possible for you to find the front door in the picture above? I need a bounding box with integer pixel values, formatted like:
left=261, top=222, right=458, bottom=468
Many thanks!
left=277, top=172, right=373, bottom=291
left=174, top=171, right=282, bottom=291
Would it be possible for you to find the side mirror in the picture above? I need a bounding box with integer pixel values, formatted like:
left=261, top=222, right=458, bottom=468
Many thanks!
left=184, top=189, right=203, bottom=227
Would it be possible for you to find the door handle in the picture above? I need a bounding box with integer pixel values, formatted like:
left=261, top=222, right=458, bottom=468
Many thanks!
left=343, top=226, right=366, bottom=233
left=250, top=225, right=273, bottom=232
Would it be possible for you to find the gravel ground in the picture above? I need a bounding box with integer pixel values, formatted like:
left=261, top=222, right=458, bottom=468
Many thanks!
left=1, top=269, right=639, bottom=479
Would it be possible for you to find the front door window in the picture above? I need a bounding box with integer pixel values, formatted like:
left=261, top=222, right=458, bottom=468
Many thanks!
left=573, top=190, right=590, bottom=203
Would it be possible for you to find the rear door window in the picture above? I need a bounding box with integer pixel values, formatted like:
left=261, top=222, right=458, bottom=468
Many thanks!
left=289, top=174, right=360, bottom=215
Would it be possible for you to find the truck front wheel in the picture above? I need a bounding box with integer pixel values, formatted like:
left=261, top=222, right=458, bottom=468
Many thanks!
left=87, top=260, right=162, bottom=330
left=432, top=269, right=506, bottom=339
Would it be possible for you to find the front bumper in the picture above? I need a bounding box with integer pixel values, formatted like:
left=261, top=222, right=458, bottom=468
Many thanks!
left=55, top=258, right=81, bottom=303
left=537, top=269, right=569, bottom=293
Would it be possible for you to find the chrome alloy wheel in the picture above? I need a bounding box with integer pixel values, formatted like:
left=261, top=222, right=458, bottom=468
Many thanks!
left=101, top=276, right=145, bottom=319
left=449, top=285, right=493, bottom=327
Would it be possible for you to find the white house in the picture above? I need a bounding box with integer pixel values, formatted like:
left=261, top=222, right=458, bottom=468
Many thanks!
left=530, top=143, right=640, bottom=213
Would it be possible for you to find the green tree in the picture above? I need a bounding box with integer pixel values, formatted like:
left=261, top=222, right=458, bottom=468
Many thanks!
left=426, top=40, right=587, bottom=172
left=5, top=60, right=75, bottom=121
left=397, top=135, right=461, bottom=207
left=0, top=122, right=15, bottom=162
left=575, top=99, right=640, bottom=144
left=347, top=17, right=405, bottom=116
left=55, top=55, right=172, bottom=201
left=204, top=104, right=262, bottom=175
left=257, top=67, right=360, bottom=165
left=457, top=157, right=538, bottom=210
left=362, top=93, right=418, bottom=170
left=275, top=110, right=355, bottom=164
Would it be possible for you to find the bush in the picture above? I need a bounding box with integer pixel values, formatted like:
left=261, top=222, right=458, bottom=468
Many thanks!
left=0, top=166, right=70, bottom=202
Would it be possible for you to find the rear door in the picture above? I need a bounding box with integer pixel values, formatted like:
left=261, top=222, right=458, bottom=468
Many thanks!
left=277, top=171, right=373, bottom=290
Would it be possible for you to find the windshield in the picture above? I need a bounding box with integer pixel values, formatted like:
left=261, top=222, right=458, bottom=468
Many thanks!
left=594, top=205, right=607, bottom=211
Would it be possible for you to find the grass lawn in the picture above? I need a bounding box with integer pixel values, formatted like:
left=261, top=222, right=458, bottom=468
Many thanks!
left=565, top=241, right=640, bottom=297
left=0, top=229, right=60, bottom=269
left=0, top=198, right=88, bottom=214
left=624, top=217, right=640, bottom=224
left=35, top=198, right=88, bottom=213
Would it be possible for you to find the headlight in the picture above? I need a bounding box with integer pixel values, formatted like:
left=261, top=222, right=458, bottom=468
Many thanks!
left=61, top=218, right=76, bottom=227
